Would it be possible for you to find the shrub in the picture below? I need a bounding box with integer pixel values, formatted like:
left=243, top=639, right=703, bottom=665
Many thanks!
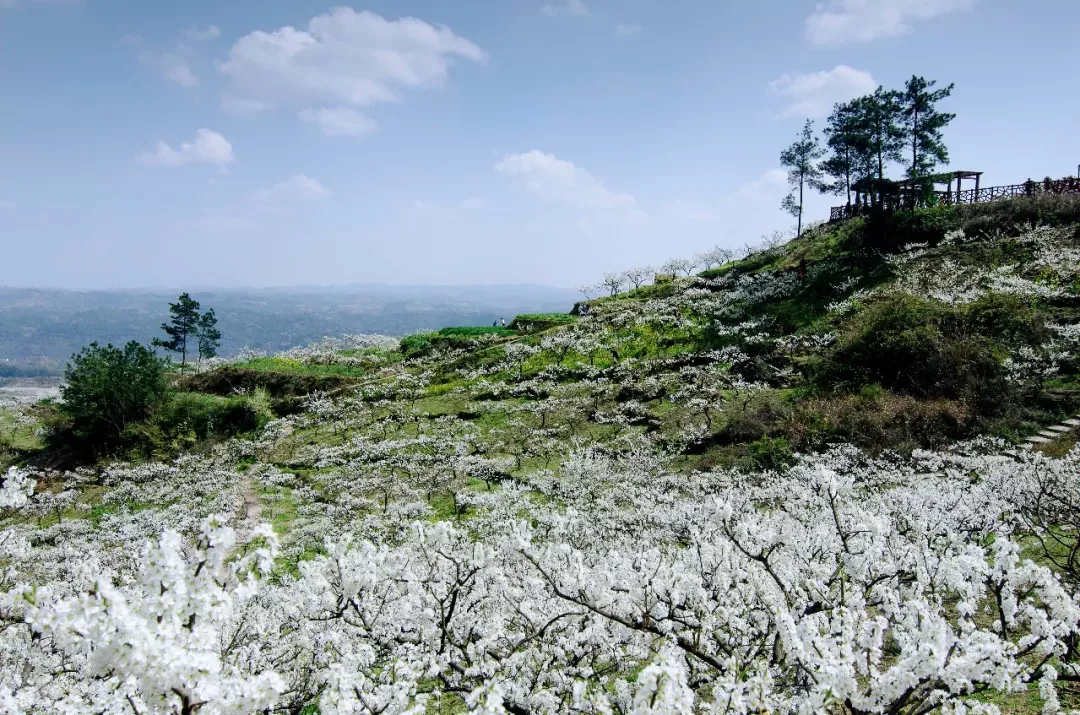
left=436, top=327, right=515, bottom=338
left=156, top=391, right=271, bottom=441
left=747, top=436, right=794, bottom=471
left=783, top=392, right=974, bottom=453
left=959, top=194, right=1080, bottom=233
left=815, top=294, right=1008, bottom=408
left=400, top=333, right=435, bottom=358
left=54, top=342, right=169, bottom=455
left=509, top=313, right=577, bottom=333
left=862, top=205, right=959, bottom=252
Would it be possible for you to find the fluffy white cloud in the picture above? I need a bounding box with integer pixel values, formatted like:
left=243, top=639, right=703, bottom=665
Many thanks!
left=768, top=65, right=876, bottom=118
left=496, top=150, right=637, bottom=213
left=186, top=25, right=220, bottom=42
left=806, top=0, right=978, bottom=46
left=614, top=23, right=641, bottom=37
left=162, top=57, right=199, bottom=87
left=138, top=129, right=234, bottom=168
left=137, top=45, right=200, bottom=88
left=253, top=174, right=330, bottom=203
left=218, top=8, right=485, bottom=112
left=299, top=107, right=378, bottom=136
left=542, top=0, right=588, bottom=17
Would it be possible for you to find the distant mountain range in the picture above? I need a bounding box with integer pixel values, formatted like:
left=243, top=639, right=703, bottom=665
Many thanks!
left=0, top=284, right=579, bottom=373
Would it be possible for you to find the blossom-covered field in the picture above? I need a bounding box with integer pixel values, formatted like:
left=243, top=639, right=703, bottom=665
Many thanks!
left=3, top=443, right=1080, bottom=714
left=2, top=207, right=1080, bottom=713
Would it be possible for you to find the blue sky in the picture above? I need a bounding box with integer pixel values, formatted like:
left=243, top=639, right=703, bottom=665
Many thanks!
left=1, top=0, right=1077, bottom=290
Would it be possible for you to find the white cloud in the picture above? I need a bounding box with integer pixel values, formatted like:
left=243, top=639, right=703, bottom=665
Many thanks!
left=541, top=0, right=588, bottom=17
left=806, top=0, right=978, bottom=46
left=186, top=25, right=220, bottom=42
left=614, top=23, right=641, bottom=37
left=218, top=8, right=485, bottom=114
left=138, top=129, right=234, bottom=168
left=496, top=150, right=637, bottom=213
left=768, top=65, right=876, bottom=118
left=737, top=169, right=789, bottom=199
left=137, top=48, right=200, bottom=87
left=163, top=58, right=199, bottom=87
left=253, top=174, right=330, bottom=203
left=299, top=107, right=378, bottom=136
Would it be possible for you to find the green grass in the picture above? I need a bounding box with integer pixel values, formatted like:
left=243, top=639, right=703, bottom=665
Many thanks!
left=0, top=407, right=43, bottom=452
left=231, top=356, right=372, bottom=378
left=436, top=326, right=516, bottom=338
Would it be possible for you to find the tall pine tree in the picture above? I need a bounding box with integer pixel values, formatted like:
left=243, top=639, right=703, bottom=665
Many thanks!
left=152, top=293, right=201, bottom=374
left=853, top=88, right=905, bottom=204
left=780, top=119, right=828, bottom=237
left=899, top=75, right=955, bottom=182
left=196, top=308, right=222, bottom=366
left=822, top=100, right=874, bottom=205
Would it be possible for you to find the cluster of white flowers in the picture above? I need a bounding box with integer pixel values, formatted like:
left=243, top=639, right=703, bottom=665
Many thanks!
left=3, top=441, right=1080, bottom=713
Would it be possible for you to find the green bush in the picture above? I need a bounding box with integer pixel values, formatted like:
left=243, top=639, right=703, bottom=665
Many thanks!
left=747, top=436, right=794, bottom=471
left=400, top=333, right=435, bottom=358
left=156, top=391, right=271, bottom=441
left=964, top=293, right=1049, bottom=346
left=959, top=194, right=1080, bottom=234
left=436, top=326, right=515, bottom=338
left=54, top=341, right=169, bottom=455
left=815, top=293, right=1008, bottom=408
left=863, top=205, right=959, bottom=252
left=509, top=313, right=577, bottom=333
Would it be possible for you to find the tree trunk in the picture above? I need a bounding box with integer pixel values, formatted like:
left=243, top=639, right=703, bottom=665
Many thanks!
left=797, top=173, right=804, bottom=237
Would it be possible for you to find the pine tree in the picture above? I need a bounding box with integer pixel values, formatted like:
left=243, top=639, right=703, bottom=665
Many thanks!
left=196, top=308, right=222, bottom=366
left=898, top=75, right=955, bottom=182
left=152, top=293, right=201, bottom=374
left=780, top=119, right=828, bottom=237
left=822, top=100, right=873, bottom=205
left=852, top=88, right=905, bottom=204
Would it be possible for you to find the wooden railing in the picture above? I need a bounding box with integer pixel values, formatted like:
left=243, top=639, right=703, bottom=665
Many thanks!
left=829, top=177, right=1080, bottom=223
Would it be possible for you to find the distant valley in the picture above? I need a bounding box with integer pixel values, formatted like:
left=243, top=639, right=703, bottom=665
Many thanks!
left=0, top=284, right=579, bottom=374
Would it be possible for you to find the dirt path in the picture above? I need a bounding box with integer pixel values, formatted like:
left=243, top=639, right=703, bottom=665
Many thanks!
left=239, top=476, right=261, bottom=530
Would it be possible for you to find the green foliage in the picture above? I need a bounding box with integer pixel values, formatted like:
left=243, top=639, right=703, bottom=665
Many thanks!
left=816, top=293, right=1013, bottom=409
left=863, top=204, right=959, bottom=252
left=401, top=327, right=519, bottom=359
left=960, top=194, right=1080, bottom=234
left=436, top=326, right=516, bottom=338
left=747, top=436, right=795, bottom=471
left=155, top=390, right=272, bottom=442
left=780, top=119, right=828, bottom=235
left=152, top=293, right=202, bottom=374
left=509, top=313, right=577, bottom=333
left=400, top=333, right=435, bottom=358
left=898, top=76, right=955, bottom=181
left=55, top=341, right=170, bottom=455
left=197, top=308, right=222, bottom=363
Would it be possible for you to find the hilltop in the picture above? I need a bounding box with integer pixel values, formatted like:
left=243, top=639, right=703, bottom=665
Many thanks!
left=1, top=194, right=1080, bottom=713
left=120, top=192, right=1078, bottom=472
